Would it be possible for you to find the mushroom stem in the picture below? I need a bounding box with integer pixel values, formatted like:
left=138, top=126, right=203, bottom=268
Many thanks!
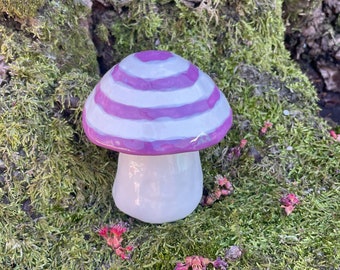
left=112, top=151, right=203, bottom=223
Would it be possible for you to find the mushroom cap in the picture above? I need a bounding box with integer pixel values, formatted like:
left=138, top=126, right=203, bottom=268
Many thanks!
left=82, top=50, right=232, bottom=155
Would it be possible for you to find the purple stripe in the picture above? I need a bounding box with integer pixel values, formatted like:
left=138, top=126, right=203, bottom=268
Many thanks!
left=94, top=85, right=221, bottom=120
left=111, top=64, right=199, bottom=91
left=134, top=50, right=174, bottom=62
left=82, top=109, right=233, bottom=155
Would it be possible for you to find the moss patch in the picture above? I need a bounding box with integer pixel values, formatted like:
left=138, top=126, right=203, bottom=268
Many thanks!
left=0, top=0, right=339, bottom=269
left=0, top=0, right=46, bottom=19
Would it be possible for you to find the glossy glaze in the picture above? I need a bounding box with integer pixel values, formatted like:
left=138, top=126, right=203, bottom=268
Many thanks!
left=82, top=50, right=233, bottom=223
left=82, top=50, right=232, bottom=155
left=113, top=152, right=203, bottom=223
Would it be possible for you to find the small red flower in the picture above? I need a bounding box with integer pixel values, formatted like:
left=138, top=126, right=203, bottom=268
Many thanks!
left=280, top=193, right=300, bottom=215
left=216, top=175, right=229, bottom=186
left=126, top=245, right=134, bottom=251
left=330, top=130, right=340, bottom=141
left=216, top=175, right=233, bottom=194
left=239, top=139, right=247, bottom=148
left=201, top=194, right=217, bottom=206
left=98, top=222, right=133, bottom=260
left=227, top=138, right=247, bottom=160
left=280, top=193, right=300, bottom=206
left=106, top=235, right=122, bottom=249
left=109, top=223, right=127, bottom=238
left=98, top=226, right=109, bottom=238
left=260, top=121, right=273, bottom=135
left=220, top=189, right=231, bottom=196
left=115, top=246, right=133, bottom=260
left=176, top=255, right=227, bottom=270
left=201, top=175, right=233, bottom=206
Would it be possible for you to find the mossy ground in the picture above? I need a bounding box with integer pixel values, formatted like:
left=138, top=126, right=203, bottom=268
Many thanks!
left=0, top=0, right=339, bottom=269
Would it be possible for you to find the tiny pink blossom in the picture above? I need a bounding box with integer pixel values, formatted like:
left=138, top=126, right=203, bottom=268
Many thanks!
left=330, top=130, right=340, bottom=141
left=201, top=175, right=233, bottom=206
left=280, top=193, right=300, bottom=215
left=280, top=193, right=300, bottom=206
left=126, top=245, right=134, bottom=251
left=107, top=234, right=122, bottom=249
left=264, top=121, right=273, bottom=128
left=260, top=121, right=273, bottom=135
left=214, top=189, right=222, bottom=199
left=185, top=256, right=210, bottom=270
left=115, top=246, right=133, bottom=260
left=282, top=204, right=295, bottom=215
left=201, top=194, right=216, bottom=206
left=109, top=223, right=128, bottom=237
left=98, top=226, right=109, bottom=237
left=224, top=181, right=233, bottom=191
left=216, top=175, right=229, bottom=186
left=98, top=222, right=134, bottom=260
left=176, top=255, right=226, bottom=270
left=216, top=175, right=233, bottom=194
left=239, top=139, right=247, bottom=148
left=220, top=189, right=232, bottom=196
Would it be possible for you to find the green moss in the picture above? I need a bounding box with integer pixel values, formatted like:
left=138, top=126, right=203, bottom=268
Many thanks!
left=283, top=0, right=322, bottom=28
left=0, top=0, right=46, bottom=19
left=0, top=0, right=339, bottom=269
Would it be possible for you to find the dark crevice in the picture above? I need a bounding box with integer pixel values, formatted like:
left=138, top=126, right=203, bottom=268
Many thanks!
left=90, top=1, right=123, bottom=76
left=283, top=0, right=340, bottom=125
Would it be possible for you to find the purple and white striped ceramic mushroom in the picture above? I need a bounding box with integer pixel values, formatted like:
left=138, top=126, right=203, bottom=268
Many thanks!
left=82, top=50, right=232, bottom=223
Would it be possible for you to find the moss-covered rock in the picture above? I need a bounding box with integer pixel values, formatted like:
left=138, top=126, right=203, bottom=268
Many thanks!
left=0, top=0, right=339, bottom=269
left=0, top=0, right=46, bottom=19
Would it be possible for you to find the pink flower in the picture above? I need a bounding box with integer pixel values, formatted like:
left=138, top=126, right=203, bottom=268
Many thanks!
left=260, top=121, right=273, bottom=135
left=109, top=223, right=128, bottom=238
left=227, top=138, right=247, bottom=160
left=185, top=256, right=210, bottom=270
left=201, top=193, right=217, bottom=206
left=201, top=175, right=233, bottom=206
left=98, top=222, right=133, bottom=260
left=115, top=246, right=133, bottom=260
left=216, top=175, right=229, bottom=186
left=282, top=204, right=296, bottom=215
left=107, top=234, right=122, bottom=249
left=239, top=139, right=247, bottom=148
left=280, top=193, right=300, bottom=206
left=220, top=189, right=232, bottom=196
left=280, top=193, right=300, bottom=215
left=126, top=245, right=134, bottom=251
left=216, top=175, right=233, bottom=194
left=330, top=130, right=340, bottom=141
left=176, top=255, right=226, bottom=270
left=98, top=226, right=109, bottom=238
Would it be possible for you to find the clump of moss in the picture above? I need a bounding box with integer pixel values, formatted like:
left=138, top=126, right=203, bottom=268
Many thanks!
left=0, top=0, right=46, bottom=19
left=0, top=0, right=339, bottom=269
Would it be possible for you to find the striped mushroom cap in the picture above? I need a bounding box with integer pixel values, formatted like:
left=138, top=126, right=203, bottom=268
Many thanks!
left=82, top=50, right=232, bottom=155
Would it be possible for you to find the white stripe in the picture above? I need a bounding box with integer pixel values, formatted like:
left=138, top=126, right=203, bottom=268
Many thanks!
left=118, top=53, right=191, bottom=79
left=100, top=68, right=216, bottom=108
left=84, top=93, right=231, bottom=141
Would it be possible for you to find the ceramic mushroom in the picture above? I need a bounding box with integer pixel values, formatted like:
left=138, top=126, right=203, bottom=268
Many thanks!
left=82, top=50, right=232, bottom=223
